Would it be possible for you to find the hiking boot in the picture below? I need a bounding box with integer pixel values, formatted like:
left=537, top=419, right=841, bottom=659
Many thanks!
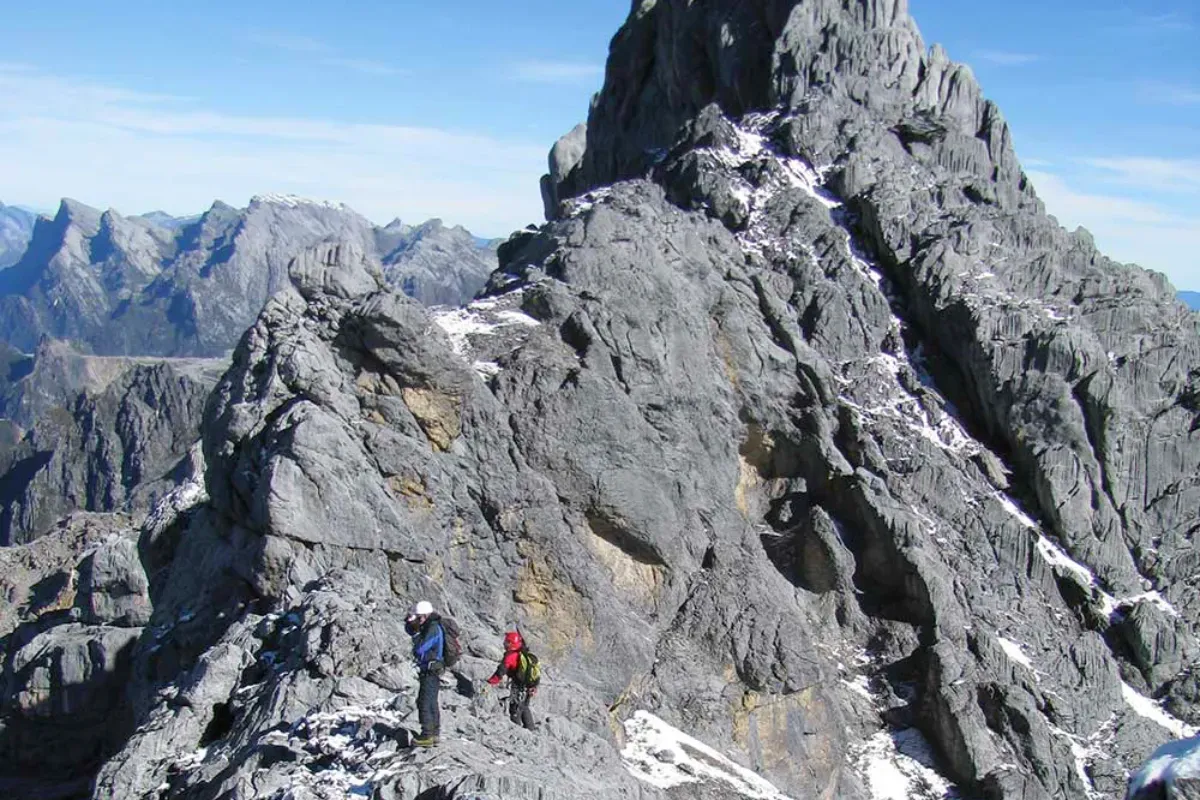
left=412, top=733, right=439, bottom=747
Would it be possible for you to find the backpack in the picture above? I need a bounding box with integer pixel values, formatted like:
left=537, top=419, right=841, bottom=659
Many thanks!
left=439, top=615, right=463, bottom=668
left=516, top=649, right=541, bottom=686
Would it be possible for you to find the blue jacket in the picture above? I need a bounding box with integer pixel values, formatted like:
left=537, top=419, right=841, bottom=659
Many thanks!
left=411, top=617, right=444, bottom=672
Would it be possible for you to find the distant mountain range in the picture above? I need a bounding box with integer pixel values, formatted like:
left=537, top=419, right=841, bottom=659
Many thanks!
left=0, top=203, right=37, bottom=269
left=1182, top=291, right=1200, bottom=310
left=0, top=196, right=499, bottom=357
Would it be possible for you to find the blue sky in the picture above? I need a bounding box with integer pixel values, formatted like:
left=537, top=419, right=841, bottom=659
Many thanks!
left=0, top=1, right=1196, bottom=288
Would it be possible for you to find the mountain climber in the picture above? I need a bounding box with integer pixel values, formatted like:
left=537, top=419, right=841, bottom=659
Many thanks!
left=483, top=630, right=540, bottom=730
left=405, top=600, right=444, bottom=746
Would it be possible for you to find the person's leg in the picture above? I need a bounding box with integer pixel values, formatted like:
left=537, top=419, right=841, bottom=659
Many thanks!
left=418, top=671, right=440, bottom=738
left=508, top=689, right=522, bottom=726
left=519, top=690, right=535, bottom=730
left=429, top=671, right=441, bottom=735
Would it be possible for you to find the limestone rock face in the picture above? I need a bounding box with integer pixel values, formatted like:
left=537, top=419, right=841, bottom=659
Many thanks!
left=5, top=1, right=1200, bottom=799
left=0, top=514, right=149, bottom=797
left=0, top=342, right=223, bottom=545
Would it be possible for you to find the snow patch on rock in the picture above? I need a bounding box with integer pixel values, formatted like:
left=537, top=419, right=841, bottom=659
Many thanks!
left=996, top=636, right=1034, bottom=670
left=431, top=290, right=539, bottom=359
left=251, top=193, right=354, bottom=213
left=852, top=729, right=958, bottom=800
left=621, top=710, right=794, bottom=798
left=1028, top=522, right=1182, bottom=621
left=1123, top=682, right=1200, bottom=739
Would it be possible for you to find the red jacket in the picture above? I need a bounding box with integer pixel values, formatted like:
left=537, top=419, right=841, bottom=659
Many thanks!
left=488, top=650, right=532, bottom=686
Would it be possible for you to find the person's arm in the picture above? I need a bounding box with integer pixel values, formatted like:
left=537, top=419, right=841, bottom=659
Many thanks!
left=487, top=659, right=505, bottom=686
left=414, top=625, right=444, bottom=665
left=488, top=651, right=519, bottom=685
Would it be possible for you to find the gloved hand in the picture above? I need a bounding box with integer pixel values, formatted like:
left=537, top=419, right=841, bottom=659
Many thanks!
left=479, top=681, right=491, bottom=695
left=428, top=660, right=445, bottom=675
left=528, top=686, right=537, bottom=698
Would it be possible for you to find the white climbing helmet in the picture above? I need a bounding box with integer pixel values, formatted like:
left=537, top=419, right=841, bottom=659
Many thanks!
left=412, top=600, right=434, bottom=616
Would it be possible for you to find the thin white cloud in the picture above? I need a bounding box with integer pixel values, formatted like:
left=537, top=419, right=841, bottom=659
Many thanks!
left=1136, top=11, right=1193, bottom=32
left=1083, top=158, right=1200, bottom=193
left=246, top=32, right=405, bottom=78
left=1028, top=170, right=1200, bottom=288
left=0, top=68, right=546, bottom=236
left=322, top=58, right=408, bottom=77
left=974, top=50, right=1040, bottom=66
left=509, top=60, right=604, bottom=85
left=246, top=31, right=332, bottom=54
left=1139, top=82, right=1200, bottom=106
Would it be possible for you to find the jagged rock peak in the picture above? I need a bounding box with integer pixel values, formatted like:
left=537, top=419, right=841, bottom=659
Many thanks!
left=50, top=197, right=104, bottom=235
left=547, top=0, right=1027, bottom=214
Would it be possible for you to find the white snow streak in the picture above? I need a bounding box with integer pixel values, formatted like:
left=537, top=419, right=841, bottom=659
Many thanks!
left=996, top=637, right=1034, bottom=670
left=563, top=186, right=614, bottom=218
left=996, top=494, right=1037, bottom=530
left=843, top=675, right=875, bottom=701
left=853, top=730, right=958, bottom=800
left=1122, top=683, right=1200, bottom=739
left=1100, top=590, right=1180, bottom=620
left=1034, top=534, right=1097, bottom=588
left=431, top=308, right=500, bottom=356
left=1028, top=521, right=1182, bottom=620
left=494, top=309, right=541, bottom=328
left=840, top=376, right=978, bottom=457
left=431, top=291, right=540, bottom=358
left=621, top=710, right=794, bottom=798
left=1046, top=716, right=1114, bottom=800
left=472, top=360, right=502, bottom=378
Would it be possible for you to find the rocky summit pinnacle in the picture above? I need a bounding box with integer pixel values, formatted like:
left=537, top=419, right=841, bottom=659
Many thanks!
left=1, top=2, right=1197, bottom=800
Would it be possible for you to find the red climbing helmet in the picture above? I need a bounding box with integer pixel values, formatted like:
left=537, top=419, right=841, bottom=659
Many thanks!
left=504, top=631, right=524, bottom=652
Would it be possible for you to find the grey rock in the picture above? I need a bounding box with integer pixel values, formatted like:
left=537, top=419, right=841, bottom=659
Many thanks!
left=288, top=239, right=383, bottom=302
left=0, top=514, right=147, bottom=786
left=0, top=340, right=223, bottom=544
left=0, top=196, right=497, bottom=357
left=541, top=122, right=588, bottom=219
left=77, top=535, right=151, bottom=627
left=376, top=217, right=499, bottom=307
left=9, top=1, right=1200, bottom=799
left=0, top=513, right=132, bottom=639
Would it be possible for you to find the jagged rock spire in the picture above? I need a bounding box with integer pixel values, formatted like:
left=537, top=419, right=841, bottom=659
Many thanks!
left=546, top=0, right=1027, bottom=216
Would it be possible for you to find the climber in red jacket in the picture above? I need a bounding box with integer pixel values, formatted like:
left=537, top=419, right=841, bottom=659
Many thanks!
left=484, top=631, right=540, bottom=730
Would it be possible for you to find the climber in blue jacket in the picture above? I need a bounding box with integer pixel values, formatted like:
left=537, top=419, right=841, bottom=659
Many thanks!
left=406, top=600, right=444, bottom=746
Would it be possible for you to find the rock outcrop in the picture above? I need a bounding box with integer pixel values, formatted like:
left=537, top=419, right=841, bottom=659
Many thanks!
left=0, top=340, right=223, bottom=545
left=0, top=513, right=150, bottom=800
left=0, top=196, right=497, bottom=357
left=4, top=2, right=1200, bottom=799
